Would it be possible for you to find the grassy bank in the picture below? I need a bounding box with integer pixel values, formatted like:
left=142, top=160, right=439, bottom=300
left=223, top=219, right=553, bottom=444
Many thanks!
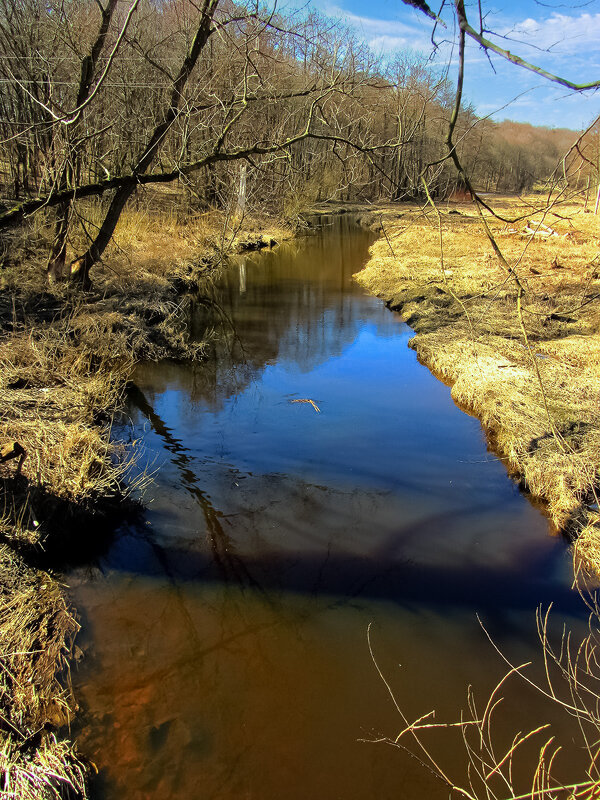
left=0, top=200, right=291, bottom=798
left=0, top=314, right=131, bottom=798
left=356, top=195, right=600, bottom=571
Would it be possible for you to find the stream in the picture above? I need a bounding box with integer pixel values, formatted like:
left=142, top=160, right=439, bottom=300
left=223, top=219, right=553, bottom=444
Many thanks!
left=69, top=215, right=588, bottom=800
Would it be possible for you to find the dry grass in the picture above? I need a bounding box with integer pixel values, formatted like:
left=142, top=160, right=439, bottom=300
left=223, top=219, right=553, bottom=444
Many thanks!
left=1, top=735, right=87, bottom=800
left=65, top=193, right=292, bottom=289
left=0, top=545, right=87, bottom=800
left=0, top=317, right=134, bottom=516
left=1, top=188, right=292, bottom=301
left=357, top=195, right=600, bottom=543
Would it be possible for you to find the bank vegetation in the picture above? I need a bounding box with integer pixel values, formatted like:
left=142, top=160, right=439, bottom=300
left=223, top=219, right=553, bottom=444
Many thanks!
left=358, top=194, right=600, bottom=553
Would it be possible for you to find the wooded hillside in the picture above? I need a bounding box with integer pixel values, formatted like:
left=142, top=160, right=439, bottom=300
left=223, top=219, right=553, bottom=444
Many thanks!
left=0, top=0, right=587, bottom=281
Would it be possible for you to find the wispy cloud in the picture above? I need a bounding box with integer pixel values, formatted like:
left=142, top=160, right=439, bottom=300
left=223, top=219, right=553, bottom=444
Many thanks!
left=500, top=12, right=600, bottom=56
left=322, top=4, right=418, bottom=36
left=320, top=3, right=435, bottom=54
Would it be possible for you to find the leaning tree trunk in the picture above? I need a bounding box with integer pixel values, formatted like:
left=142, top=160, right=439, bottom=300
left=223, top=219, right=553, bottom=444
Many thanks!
left=47, top=200, right=70, bottom=280
left=70, top=183, right=133, bottom=286
left=46, top=0, right=119, bottom=282
left=69, top=0, right=220, bottom=286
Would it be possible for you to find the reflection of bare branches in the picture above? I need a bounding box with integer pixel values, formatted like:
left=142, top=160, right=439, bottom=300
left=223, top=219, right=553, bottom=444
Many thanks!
left=126, top=382, right=263, bottom=593
left=195, top=292, right=250, bottom=364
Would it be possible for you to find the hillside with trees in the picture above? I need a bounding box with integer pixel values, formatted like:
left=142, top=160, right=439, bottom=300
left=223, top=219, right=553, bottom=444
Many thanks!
left=0, top=0, right=585, bottom=284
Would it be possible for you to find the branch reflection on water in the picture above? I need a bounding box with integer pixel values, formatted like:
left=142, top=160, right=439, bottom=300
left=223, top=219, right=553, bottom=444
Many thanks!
left=122, top=383, right=577, bottom=620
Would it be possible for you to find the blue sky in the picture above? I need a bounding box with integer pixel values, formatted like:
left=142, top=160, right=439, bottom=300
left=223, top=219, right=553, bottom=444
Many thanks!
left=292, top=0, right=600, bottom=129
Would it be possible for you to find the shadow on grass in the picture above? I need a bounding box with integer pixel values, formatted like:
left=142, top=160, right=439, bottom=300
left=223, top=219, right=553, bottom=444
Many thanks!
left=0, top=471, right=141, bottom=571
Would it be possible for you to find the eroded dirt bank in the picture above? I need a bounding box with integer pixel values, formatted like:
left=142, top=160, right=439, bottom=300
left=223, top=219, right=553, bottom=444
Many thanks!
left=356, top=197, right=600, bottom=569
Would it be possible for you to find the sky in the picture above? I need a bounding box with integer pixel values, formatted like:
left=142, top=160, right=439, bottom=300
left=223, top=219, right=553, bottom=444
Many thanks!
left=290, top=0, right=600, bottom=129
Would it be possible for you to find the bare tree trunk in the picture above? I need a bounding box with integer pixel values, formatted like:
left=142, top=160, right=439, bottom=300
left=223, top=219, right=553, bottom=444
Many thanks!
left=47, top=201, right=70, bottom=280
left=46, top=0, right=119, bottom=282
left=70, top=0, right=220, bottom=286
left=70, top=185, right=133, bottom=285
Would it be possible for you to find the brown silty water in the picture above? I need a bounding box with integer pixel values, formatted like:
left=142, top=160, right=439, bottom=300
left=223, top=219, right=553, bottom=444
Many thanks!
left=68, top=216, right=588, bottom=799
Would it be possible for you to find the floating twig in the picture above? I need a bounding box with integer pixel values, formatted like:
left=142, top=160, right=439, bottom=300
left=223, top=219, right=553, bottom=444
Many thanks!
left=291, top=398, right=321, bottom=413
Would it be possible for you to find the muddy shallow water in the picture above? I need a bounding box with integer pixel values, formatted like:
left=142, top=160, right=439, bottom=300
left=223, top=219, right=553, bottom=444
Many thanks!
left=69, top=216, right=587, bottom=799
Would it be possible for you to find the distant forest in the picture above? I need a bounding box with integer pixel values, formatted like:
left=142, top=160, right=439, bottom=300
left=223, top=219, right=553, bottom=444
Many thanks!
left=0, top=0, right=595, bottom=278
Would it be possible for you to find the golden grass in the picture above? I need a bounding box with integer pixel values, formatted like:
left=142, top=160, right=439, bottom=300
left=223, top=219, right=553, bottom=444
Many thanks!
left=66, top=196, right=292, bottom=289
left=1, top=735, right=87, bottom=800
left=0, top=545, right=87, bottom=800
left=357, top=195, right=600, bottom=542
left=0, top=318, right=133, bottom=511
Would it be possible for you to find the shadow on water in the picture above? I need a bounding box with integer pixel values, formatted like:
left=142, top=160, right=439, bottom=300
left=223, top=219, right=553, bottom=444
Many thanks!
left=69, top=216, right=590, bottom=800
left=125, top=382, right=265, bottom=594
left=121, top=363, right=579, bottom=622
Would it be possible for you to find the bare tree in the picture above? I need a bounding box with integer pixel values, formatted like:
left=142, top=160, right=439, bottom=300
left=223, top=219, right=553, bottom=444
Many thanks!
left=0, top=0, right=399, bottom=284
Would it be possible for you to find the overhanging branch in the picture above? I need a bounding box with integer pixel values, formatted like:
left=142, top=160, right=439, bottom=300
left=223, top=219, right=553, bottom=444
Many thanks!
left=399, top=0, right=600, bottom=91
left=0, top=129, right=396, bottom=230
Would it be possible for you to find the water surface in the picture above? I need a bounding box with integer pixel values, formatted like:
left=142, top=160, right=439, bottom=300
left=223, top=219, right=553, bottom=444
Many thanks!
left=70, top=216, right=586, bottom=799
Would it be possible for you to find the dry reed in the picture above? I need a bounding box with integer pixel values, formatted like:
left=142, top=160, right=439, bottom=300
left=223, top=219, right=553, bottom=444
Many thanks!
left=368, top=605, right=600, bottom=800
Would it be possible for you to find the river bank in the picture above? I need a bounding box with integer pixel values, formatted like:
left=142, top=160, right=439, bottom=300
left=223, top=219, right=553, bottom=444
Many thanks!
left=0, top=204, right=294, bottom=797
left=356, top=195, right=600, bottom=573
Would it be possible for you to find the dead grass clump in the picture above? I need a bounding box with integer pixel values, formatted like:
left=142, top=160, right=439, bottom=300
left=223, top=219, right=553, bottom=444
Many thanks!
left=0, top=321, right=132, bottom=515
left=0, top=544, right=87, bottom=799
left=1, top=734, right=87, bottom=800
left=66, top=294, right=207, bottom=363
left=356, top=196, right=600, bottom=542
left=0, top=546, right=77, bottom=733
left=574, top=516, right=600, bottom=576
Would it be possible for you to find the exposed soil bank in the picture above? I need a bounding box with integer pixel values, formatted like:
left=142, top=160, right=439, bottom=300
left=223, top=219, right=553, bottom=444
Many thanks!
left=356, top=196, right=600, bottom=571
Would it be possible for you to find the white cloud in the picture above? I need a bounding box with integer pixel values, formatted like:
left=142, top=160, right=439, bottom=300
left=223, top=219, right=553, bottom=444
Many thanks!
left=320, top=3, right=436, bottom=54
left=502, top=12, right=600, bottom=55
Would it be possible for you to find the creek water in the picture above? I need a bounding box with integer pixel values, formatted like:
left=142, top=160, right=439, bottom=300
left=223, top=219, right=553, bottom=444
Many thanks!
left=69, top=216, right=587, bottom=800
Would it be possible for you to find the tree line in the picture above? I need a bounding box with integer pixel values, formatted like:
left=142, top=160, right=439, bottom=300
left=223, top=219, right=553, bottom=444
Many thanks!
left=0, top=0, right=585, bottom=284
